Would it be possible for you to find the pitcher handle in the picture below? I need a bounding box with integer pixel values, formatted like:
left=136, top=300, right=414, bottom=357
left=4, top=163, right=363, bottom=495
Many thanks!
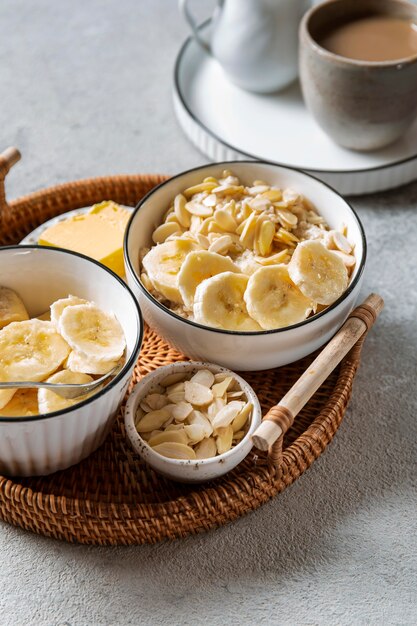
left=179, top=0, right=223, bottom=53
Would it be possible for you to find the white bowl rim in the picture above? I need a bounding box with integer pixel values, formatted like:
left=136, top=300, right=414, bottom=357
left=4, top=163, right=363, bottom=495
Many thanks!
left=0, top=244, right=144, bottom=423
left=124, top=159, right=367, bottom=336
left=124, top=361, right=262, bottom=468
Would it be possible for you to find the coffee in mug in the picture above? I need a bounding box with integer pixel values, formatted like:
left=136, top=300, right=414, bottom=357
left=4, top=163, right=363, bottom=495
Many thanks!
left=319, top=15, right=417, bottom=62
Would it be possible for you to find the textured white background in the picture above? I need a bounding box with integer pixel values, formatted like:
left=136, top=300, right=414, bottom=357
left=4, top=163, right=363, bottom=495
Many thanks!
left=0, top=1, right=416, bottom=625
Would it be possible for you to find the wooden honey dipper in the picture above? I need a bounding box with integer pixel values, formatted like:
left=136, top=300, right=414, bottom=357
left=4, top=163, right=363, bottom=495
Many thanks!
left=251, top=293, right=384, bottom=460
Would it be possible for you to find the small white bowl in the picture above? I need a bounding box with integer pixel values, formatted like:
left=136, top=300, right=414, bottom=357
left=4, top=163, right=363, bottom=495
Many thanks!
left=0, top=245, right=143, bottom=476
left=124, top=161, right=367, bottom=371
left=124, top=361, right=262, bottom=483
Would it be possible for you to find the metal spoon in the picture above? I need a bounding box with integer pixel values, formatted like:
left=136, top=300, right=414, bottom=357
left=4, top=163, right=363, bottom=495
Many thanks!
left=0, top=362, right=124, bottom=400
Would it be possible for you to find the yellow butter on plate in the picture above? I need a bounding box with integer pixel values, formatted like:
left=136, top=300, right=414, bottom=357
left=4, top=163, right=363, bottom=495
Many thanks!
left=38, top=201, right=130, bottom=277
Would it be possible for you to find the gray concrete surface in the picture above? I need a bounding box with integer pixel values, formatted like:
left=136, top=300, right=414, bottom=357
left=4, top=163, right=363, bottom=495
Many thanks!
left=0, top=1, right=416, bottom=625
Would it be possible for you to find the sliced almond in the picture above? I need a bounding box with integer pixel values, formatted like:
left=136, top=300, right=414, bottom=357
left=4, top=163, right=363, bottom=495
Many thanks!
left=152, top=222, right=181, bottom=244
left=212, top=185, right=244, bottom=196
left=151, top=442, right=196, bottom=460
left=226, top=390, right=245, bottom=399
left=160, top=373, right=186, bottom=387
left=214, top=209, right=238, bottom=232
left=283, top=188, right=300, bottom=204
left=167, top=391, right=186, bottom=404
left=171, top=401, right=193, bottom=422
left=276, top=209, right=298, bottom=229
left=208, top=235, right=233, bottom=255
left=144, top=393, right=167, bottom=411
left=332, top=231, right=352, bottom=254
left=262, top=188, right=282, bottom=202
left=203, top=193, right=217, bottom=207
left=166, top=381, right=185, bottom=394
left=184, top=381, right=213, bottom=406
left=231, top=401, right=253, bottom=433
left=247, top=185, right=270, bottom=195
left=190, top=214, right=203, bottom=233
left=207, top=397, right=227, bottom=423
left=232, top=430, right=245, bottom=443
left=184, top=424, right=206, bottom=444
left=148, top=429, right=189, bottom=447
left=190, top=369, right=215, bottom=388
left=185, top=201, right=213, bottom=218
left=136, top=408, right=171, bottom=432
left=257, top=220, right=275, bottom=256
left=196, top=233, right=210, bottom=249
left=195, top=437, right=217, bottom=459
left=165, top=423, right=185, bottom=431
left=174, top=194, right=191, bottom=228
left=188, top=410, right=213, bottom=437
left=212, top=376, right=233, bottom=398
left=140, top=400, right=152, bottom=413
left=215, top=426, right=233, bottom=455
left=183, top=182, right=218, bottom=198
left=212, top=401, right=244, bottom=429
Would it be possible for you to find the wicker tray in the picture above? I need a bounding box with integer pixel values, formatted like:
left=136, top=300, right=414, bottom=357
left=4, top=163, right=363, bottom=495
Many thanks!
left=0, top=148, right=367, bottom=545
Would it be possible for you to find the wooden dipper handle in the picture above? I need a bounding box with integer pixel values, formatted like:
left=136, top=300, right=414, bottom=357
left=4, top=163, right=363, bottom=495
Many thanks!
left=252, top=293, right=384, bottom=453
left=0, top=147, right=21, bottom=219
left=0, top=147, right=21, bottom=175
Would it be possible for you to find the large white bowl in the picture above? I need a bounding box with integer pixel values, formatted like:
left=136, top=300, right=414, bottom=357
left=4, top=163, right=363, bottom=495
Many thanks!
left=0, top=246, right=143, bottom=476
left=124, top=161, right=366, bottom=371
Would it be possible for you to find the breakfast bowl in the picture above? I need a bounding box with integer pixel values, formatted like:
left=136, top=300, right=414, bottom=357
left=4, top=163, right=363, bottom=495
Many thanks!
left=0, top=245, right=143, bottom=476
left=124, top=161, right=366, bottom=371
left=124, top=361, right=262, bottom=483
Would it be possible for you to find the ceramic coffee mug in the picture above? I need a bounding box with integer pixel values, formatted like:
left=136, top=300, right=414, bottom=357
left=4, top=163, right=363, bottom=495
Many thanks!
left=299, top=0, right=417, bottom=151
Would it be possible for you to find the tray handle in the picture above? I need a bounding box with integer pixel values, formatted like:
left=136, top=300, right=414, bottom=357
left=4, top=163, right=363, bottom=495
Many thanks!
left=0, top=147, right=21, bottom=217
left=252, top=293, right=384, bottom=471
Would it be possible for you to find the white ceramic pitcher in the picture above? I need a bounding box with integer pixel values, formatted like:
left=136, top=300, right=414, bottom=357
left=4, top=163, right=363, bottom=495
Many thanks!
left=179, top=0, right=311, bottom=93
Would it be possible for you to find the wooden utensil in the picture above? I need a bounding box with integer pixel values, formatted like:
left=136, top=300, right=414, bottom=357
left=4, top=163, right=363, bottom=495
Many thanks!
left=251, top=293, right=384, bottom=463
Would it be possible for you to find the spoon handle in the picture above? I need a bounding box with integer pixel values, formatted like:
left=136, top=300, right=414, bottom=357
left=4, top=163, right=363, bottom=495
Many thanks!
left=251, top=293, right=384, bottom=459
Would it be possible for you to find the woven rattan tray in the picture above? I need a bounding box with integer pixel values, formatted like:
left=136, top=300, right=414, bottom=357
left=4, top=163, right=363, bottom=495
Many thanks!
left=0, top=148, right=368, bottom=545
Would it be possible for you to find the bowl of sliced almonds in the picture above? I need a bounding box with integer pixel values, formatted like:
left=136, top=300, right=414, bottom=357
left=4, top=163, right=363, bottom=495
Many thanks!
left=124, top=161, right=366, bottom=370
left=124, top=362, right=261, bottom=482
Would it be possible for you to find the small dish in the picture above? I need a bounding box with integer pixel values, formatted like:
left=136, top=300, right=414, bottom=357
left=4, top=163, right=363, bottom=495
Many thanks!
left=124, top=160, right=367, bottom=370
left=124, top=361, right=262, bottom=483
left=0, top=245, right=143, bottom=476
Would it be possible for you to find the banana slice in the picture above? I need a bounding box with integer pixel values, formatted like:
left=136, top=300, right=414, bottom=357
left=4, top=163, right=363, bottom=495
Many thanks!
left=58, top=304, right=125, bottom=361
left=0, top=389, right=39, bottom=417
left=50, top=295, right=88, bottom=327
left=0, top=287, right=29, bottom=329
left=244, top=265, right=313, bottom=329
left=38, top=370, right=94, bottom=414
left=178, top=250, right=240, bottom=308
left=0, top=389, right=17, bottom=410
left=0, top=319, right=70, bottom=383
left=66, top=350, right=121, bottom=375
left=288, top=240, right=348, bottom=305
left=193, top=272, right=261, bottom=331
left=142, top=239, right=198, bottom=304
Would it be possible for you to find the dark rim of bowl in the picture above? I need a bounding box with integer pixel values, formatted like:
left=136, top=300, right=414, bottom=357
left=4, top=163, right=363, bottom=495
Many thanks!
left=0, top=245, right=143, bottom=423
left=302, top=0, right=417, bottom=68
left=124, top=160, right=367, bottom=336
left=173, top=20, right=417, bottom=175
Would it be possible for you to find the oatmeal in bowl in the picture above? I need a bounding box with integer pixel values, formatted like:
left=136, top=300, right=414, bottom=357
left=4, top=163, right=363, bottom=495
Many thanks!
left=139, top=171, right=356, bottom=331
left=124, top=161, right=366, bottom=370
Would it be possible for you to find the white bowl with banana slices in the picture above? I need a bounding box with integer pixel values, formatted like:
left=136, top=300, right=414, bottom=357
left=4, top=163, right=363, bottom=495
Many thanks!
left=0, top=246, right=143, bottom=476
left=125, top=161, right=366, bottom=371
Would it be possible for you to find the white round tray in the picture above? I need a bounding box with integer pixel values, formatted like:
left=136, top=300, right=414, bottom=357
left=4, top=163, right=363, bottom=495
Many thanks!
left=173, top=25, right=417, bottom=195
